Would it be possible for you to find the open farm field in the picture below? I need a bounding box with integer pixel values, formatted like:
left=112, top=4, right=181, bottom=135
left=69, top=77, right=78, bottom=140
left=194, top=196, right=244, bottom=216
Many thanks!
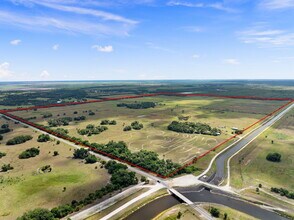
left=11, top=95, right=288, bottom=167
left=0, top=117, right=110, bottom=219
left=230, top=108, right=294, bottom=191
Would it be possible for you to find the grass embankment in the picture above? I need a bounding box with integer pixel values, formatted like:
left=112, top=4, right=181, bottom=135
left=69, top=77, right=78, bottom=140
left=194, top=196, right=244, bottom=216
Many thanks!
left=153, top=204, right=200, bottom=220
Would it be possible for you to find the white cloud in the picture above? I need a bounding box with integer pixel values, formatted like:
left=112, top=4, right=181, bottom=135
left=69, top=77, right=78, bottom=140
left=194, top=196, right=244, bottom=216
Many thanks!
left=223, top=59, right=240, bottom=65
left=192, top=54, right=200, bottom=59
left=167, top=1, right=238, bottom=13
left=0, top=62, right=13, bottom=78
left=52, top=44, right=59, bottom=50
left=238, top=25, right=294, bottom=47
left=40, top=70, right=50, bottom=78
left=10, top=39, right=21, bottom=45
left=260, top=0, right=294, bottom=10
left=92, top=45, right=114, bottom=52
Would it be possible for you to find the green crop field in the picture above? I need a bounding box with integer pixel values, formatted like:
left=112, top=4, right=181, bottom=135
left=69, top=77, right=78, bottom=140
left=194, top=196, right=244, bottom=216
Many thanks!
left=11, top=96, right=287, bottom=166
left=0, top=117, right=110, bottom=219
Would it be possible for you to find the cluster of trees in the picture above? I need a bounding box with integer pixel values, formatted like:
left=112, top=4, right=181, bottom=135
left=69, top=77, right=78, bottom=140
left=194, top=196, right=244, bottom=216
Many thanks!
left=42, top=113, right=53, bottom=118
left=73, top=148, right=97, bottom=163
left=6, top=135, right=33, bottom=145
left=17, top=160, right=137, bottom=219
left=91, top=141, right=184, bottom=176
left=123, top=121, right=143, bottom=131
left=1, top=163, right=13, bottom=172
left=88, top=111, right=95, bottom=116
left=19, top=147, right=40, bottom=159
left=100, top=120, right=117, bottom=125
left=37, top=134, right=50, bottom=142
left=48, top=117, right=72, bottom=127
left=0, top=124, right=11, bottom=134
left=54, top=128, right=69, bottom=136
left=167, top=121, right=221, bottom=136
left=266, top=152, right=281, bottom=162
left=271, top=187, right=294, bottom=199
left=73, top=116, right=86, bottom=121
left=77, top=124, right=108, bottom=136
left=0, top=151, right=7, bottom=158
left=117, top=101, right=156, bottom=109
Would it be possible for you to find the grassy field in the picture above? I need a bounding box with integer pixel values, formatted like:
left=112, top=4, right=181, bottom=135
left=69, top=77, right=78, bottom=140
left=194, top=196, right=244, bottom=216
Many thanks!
left=0, top=117, right=110, bottom=219
left=201, top=203, right=257, bottom=220
left=12, top=96, right=287, bottom=167
left=230, top=108, right=294, bottom=191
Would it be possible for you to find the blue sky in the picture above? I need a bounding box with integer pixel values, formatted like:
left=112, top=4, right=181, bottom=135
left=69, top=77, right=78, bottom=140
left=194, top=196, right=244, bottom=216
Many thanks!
left=0, top=0, right=294, bottom=81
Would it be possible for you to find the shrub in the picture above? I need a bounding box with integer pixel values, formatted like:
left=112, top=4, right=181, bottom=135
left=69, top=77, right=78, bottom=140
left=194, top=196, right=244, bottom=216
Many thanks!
left=1, top=163, right=13, bottom=172
left=210, top=207, right=220, bottom=217
left=123, top=126, right=132, bottom=131
left=131, top=121, right=143, bottom=130
left=266, top=152, right=281, bottom=162
left=0, top=124, right=11, bottom=134
left=73, top=148, right=89, bottom=159
left=19, top=147, right=40, bottom=159
left=53, top=151, right=59, bottom=156
left=6, top=135, right=33, bottom=145
left=0, top=151, right=6, bottom=158
left=37, top=134, right=50, bottom=142
left=85, top=154, right=97, bottom=164
left=42, top=113, right=53, bottom=118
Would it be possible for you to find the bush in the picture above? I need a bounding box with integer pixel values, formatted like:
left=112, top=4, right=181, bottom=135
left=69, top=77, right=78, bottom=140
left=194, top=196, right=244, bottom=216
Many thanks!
left=0, top=124, right=11, bottom=134
left=0, top=134, right=3, bottom=141
left=19, top=147, right=40, bottom=159
left=48, top=117, right=72, bottom=127
left=85, top=154, right=97, bottom=164
left=53, top=151, right=59, bottom=156
left=6, top=135, right=33, bottom=145
left=54, top=128, right=69, bottom=136
left=17, top=208, right=55, bottom=220
left=131, top=121, right=143, bottom=130
left=42, top=113, right=53, bottom=118
left=73, top=148, right=89, bottom=159
left=123, top=126, right=132, bottom=131
left=266, top=152, right=281, bottom=162
left=210, top=207, right=220, bottom=217
left=37, top=134, right=50, bottom=142
left=0, top=151, right=6, bottom=158
left=1, top=163, right=13, bottom=172
left=51, top=204, right=74, bottom=218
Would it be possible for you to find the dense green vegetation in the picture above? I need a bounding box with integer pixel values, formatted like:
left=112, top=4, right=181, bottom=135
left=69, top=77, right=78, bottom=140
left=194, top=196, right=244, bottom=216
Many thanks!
left=123, top=121, right=143, bottom=131
left=77, top=124, right=108, bottom=136
left=91, top=141, right=184, bottom=176
left=6, top=135, right=33, bottom=145
left=73, top=116, right=86, bottom=121
left=117, top=101, right=156, bottom=109
left=123, top=126, right=132, bottom=131
left=85, top=155, right=97, bottom=164
left=209, top=207, right=220, bottom=217
left=17, top=160, right=137, bottom=219
left=19, top=147, right=40, bottom=159
left=271, top=187, right=294, bottom=199
left=73, top=148, right=89, bottom=159
left=42, top=113, right=53, bottom=118
left=37, top=134, right=50, bottom=142
left=1, top=163, right=13, bottom=172
left=168, top=121, right=221, bottom=136
left=0, top=151, right=7, bottom=158
left=0, top=134, right=3, bottom=141
left=54, top=128, right=69, bottom=136
left=100, top=119, right=117, bottom=125
left=0, top=124, right=11, bottom=134
left=266, top=152, right=281, bottom=162
left=48, top=117, right=72, bottom=127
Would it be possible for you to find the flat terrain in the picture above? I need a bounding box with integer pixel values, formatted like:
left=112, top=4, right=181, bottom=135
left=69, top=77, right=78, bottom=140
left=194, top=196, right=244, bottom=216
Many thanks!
left=12, top=96, right=287, bottom=166
left=0, top=117, right=110, bottom=219
left=153, top=204, right=200, bottom=220
left=230, top=109, right=294, bottom=190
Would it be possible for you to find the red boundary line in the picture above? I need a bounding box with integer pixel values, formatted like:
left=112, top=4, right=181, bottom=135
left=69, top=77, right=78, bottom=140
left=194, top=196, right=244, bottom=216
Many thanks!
left=0, top=93, right=293, bottom=179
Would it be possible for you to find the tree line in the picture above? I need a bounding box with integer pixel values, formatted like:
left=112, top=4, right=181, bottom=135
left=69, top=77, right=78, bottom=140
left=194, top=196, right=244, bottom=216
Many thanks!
left=117, top=101, right=156, bottom=109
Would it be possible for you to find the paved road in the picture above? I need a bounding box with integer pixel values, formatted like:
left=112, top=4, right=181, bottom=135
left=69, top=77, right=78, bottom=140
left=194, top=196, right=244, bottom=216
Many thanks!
left=206, top=102, right=294, bottom=185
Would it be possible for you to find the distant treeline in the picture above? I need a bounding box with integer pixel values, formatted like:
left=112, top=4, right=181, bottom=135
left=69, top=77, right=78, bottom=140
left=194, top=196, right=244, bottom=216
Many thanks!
left=117, top=101, right=156, bottom=109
